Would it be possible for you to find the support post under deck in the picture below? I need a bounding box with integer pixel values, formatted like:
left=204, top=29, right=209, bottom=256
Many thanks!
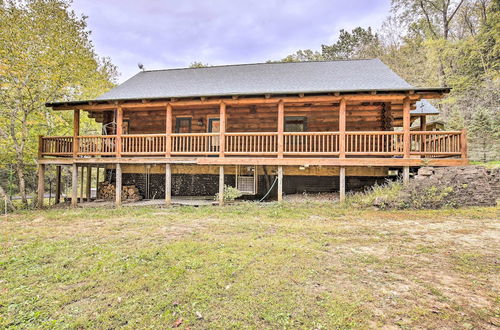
left=116, top=163, right=122, bottom=207
left=165, top=164, right=171, bottom=205
left=55, top=165, right=61, bottom=204
left=218, top=166, right=224, bottom=206
left=86, top=165, right=92, bottom=201
left=403, top=166, right=410, bottom=185
left=71, top=164, right=78, bottom=207
left=37, top=164, right=45, bottom=208
left=95, top=165, right=100, bottom=194
left=339, top=166, right=346, bottom=202
left=277, top=165, right=283, bottom=202
left=80, top=166, right=85, bottom=203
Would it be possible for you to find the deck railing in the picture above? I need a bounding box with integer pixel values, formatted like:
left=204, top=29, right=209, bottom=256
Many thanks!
left=346, top=132, right=404, bottom=156
left=39, top=130, right=466, bottom=159
left=171, top=133, right=219, bottom=155
left=225, top=132, right=278, bottom=155
left=410, top=131, right=463, bottom=157
left=78, top=135, right=116, bottom=155
left=39, top=136, right=73, bottom=156
left=284, top=132, right=340, bottom=155
left=122, top=134, right=165, bottom=155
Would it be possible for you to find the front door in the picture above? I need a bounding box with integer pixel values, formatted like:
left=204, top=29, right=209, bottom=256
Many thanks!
left=208, top=118, right=220, bottom=152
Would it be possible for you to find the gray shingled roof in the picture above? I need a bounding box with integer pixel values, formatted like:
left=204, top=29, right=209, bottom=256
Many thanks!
left=96, top=59, right=414, bottom=101
left=412, top=99, right=440, bottom=115
left=46, top=59, right=449, bottom=108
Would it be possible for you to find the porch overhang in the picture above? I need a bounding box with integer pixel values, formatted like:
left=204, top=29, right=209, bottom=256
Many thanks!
left=45, top=88, right=450, bottom=111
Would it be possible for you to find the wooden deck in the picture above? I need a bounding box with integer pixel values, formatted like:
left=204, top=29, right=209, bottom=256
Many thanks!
left=39, top=130, right=468, bottom=166
left=38, top=93, right=467, bottom=208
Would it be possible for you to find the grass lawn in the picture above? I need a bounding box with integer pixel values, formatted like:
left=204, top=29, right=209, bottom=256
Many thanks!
left=1, top=203, right=499, bottom=328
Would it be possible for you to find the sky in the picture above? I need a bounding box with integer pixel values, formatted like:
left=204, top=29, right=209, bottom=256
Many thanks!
left=71, top=0, right=392, bottom=83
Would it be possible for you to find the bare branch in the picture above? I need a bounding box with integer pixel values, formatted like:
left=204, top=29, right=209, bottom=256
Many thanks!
left=447, top=0, right=466, bottom=24
left=419, top=0, right=438, bottom=38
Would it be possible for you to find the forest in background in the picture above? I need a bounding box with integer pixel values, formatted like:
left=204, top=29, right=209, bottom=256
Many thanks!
left=0, top=0, right=499, bottom=207
left=0, top=0, right=117, bottom=206
left=277, top=0, right=499, bottom=162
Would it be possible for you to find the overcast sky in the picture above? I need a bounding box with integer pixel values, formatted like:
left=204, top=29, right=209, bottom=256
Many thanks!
left=71, top=0, right=391, bottom=82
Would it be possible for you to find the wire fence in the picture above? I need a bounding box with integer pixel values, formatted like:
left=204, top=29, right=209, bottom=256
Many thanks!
left=0, top=164, right=76, bottom=214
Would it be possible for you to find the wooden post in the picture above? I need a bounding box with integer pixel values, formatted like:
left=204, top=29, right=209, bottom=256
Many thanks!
left=55, top=165, right=62, bottom=204
left=403, top=166, right=410, bottom=185
left=403, top=97, right=411, bottom=159
left=165, top=163, right=171, bottom=205
left=460, top=129, right=468, bottom=160
left=339, top=166, right=346, bottom=202
left=115, top=163, right=122, bottom=207
left=37, top=164, right=45, bottom=208
left=116, top=106, right=123, bottom=157
left=339, top=98, right=346, bottom=158
left=96, top=165, right=100, bottom=193
left=277, top=165, right=283, bottom=202
left=218, top=166, right=224, bottom=206
left=73, top=109, right=80, bottom=157
left=277, top=100, right=284, bottom=158
left=38, top=135, right=44, bottom=159
left=86, top=165, right=92, bottom=201
left=219, top=102, right=226, bottom=157
left=420, top=115, right=427, bottom=131
left=80, top=166, right=85, bottom=203
left=420, top=115, right=427, bottom=156
left=71, top=164, right=78, bottom=207
left=166, top=104, right=172, bottom=157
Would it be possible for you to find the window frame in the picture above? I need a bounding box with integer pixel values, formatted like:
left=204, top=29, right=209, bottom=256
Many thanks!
left=284, top=116, right=308, bottom=132
left=175, top=117, right=192, bottom=133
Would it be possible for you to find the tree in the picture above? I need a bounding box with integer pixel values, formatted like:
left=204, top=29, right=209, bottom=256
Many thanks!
left=321, top=27, right=382, bottom=60
left=280, top=49, right=324, bottom=62
left=278, top=27, right=382, bottom=63
left=469, top=108, right=497, bottom=162
left=391, top=0, right=467, bottom=40
left=391, top=0, right=468, bottom=86
left=189, top=62, right=210, bottom=68
left=0, top=0, right=117, bottom=206
left=276, top=0, right=499, bottom=161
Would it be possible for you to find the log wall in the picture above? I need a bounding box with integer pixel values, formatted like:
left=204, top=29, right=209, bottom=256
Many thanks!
left=90, top=102, right=413, bottom=134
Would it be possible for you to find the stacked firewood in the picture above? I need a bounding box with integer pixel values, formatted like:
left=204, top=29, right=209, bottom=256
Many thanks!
left=97, top=181, right=142, bottom=201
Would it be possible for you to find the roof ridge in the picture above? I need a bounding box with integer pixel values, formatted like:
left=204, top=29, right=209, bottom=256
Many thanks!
left=141, top=58, right=379, bottom=73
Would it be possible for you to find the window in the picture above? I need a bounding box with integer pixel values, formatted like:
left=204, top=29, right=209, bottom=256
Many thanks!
left=175, top=117, right=192, bottom=133
left=285, top=116, right=307, bottom=132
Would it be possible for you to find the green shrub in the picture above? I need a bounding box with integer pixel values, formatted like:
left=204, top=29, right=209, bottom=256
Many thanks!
left=215, top=185, right=243, bottom=202
left=344, top=180, right=403, bottom=209
left=345, top=180, right=458, bottom=210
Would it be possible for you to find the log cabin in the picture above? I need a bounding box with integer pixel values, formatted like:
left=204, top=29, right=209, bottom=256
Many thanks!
left=38, top=59, right=468, bottom=206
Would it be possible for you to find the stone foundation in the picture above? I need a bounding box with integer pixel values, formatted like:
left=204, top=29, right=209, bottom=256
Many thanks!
left=411, top=166, right=499, bottom=207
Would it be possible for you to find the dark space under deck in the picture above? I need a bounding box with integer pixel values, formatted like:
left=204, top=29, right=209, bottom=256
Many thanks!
left=105, top=170, right=388, bottom=199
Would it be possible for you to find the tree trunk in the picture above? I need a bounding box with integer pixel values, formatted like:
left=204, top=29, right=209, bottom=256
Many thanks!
left=0, top=185, right=15, bottom=212
left=482, top=140, right=488, bottom=163
left=15, top=162, right=28, bottom=206
left=438, top=62, right=446, bottom=87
